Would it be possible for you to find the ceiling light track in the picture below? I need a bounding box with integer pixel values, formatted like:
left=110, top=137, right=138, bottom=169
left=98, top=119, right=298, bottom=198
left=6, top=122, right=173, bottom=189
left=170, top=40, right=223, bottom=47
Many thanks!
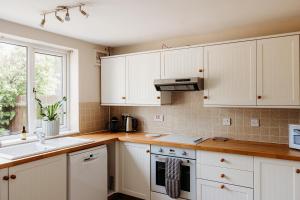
left=40, top=3, right=89, bottom=27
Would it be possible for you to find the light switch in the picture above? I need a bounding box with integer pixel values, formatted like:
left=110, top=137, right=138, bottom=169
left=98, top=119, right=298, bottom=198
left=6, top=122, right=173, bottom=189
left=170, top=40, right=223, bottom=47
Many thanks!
left=222, top=118, right=231, bottom=126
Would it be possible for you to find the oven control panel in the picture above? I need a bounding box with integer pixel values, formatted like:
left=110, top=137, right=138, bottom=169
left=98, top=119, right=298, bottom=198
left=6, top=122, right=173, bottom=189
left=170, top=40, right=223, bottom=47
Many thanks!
left=151, top=145, right=196, bottom=159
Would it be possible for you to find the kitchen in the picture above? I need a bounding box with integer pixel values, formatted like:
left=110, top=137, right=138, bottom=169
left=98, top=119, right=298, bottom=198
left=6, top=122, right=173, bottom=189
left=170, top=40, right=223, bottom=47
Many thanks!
left=1, top=1, right=300, bottom=200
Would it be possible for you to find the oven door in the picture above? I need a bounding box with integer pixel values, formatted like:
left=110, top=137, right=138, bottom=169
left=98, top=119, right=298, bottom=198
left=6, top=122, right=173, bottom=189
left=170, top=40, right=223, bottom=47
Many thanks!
left=151, top=154, right=196, bottom=200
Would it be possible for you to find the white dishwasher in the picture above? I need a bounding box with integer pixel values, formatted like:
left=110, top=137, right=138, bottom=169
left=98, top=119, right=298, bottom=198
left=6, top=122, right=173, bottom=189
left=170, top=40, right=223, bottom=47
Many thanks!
left=68, top=145, right=107, bottom=200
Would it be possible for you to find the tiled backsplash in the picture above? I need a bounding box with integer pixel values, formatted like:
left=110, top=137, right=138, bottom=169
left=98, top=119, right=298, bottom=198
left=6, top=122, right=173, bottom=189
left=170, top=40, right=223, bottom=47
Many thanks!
left=79, top=102, right=109, bottom=133
left=110, top=92, right=300, bottom=144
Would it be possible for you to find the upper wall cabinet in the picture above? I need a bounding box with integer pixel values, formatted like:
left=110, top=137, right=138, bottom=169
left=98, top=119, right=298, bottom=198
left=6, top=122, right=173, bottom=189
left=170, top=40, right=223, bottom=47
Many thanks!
left=162, top=47, right=204, bottom=79
left=257, top=35, right=300, bottom=106
left=126, top=52, right=166, bottom=105
left=101, top=56, right=126, bottom=105
left=101, top=53, right=171, bottom=106
left=204, top=41, right=257, bottom=106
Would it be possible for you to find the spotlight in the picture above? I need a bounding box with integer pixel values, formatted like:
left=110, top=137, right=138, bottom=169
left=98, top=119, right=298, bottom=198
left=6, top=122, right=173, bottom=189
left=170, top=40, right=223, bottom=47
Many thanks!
left=79, top=5, right=89, bottom=17
left=40, top=14, right=46, bottom=27
left=65, top=9, right=70, bottom=21
left=55, top=11, right=64, bottom=22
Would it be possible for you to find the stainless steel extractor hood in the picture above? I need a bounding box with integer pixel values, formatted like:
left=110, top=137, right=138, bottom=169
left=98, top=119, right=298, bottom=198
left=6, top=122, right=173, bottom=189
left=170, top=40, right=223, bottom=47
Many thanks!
left=154, top=77, right=204, bottom=91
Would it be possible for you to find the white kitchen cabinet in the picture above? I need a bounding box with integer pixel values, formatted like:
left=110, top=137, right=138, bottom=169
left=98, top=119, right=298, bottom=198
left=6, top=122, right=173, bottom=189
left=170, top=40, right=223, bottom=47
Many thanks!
left=9, top=155, right=67, bottom=200
left=101, top=53, right=170, bottom=106
left=197, top=179, right=253, bottom=200
left=126, top=52, right=170, bottom=105
left=119, top=142, right=150, bottom=200
left=162, top=47, right=204, bottom=79
left=203, top=41, right=257, bottom=106
left=0, top=169, right=8, bottom=200
left=254, top=157, right=300, bottom=200
left=101, top=56, right=126, bottom=105
left=257, top=35, right=300, bottom=106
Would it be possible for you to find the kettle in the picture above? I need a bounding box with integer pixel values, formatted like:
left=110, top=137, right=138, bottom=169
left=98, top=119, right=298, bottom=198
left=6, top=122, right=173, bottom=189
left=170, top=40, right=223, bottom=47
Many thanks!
left=125, top=115, right=138, bottom=132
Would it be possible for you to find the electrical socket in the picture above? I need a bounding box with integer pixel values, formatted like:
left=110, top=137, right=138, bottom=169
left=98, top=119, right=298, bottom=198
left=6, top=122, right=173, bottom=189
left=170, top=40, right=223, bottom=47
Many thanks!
left=154, top=114, right=164, bottom=122
left=250, top=118, right=260, bottom=127
left=222, top=118, right=231, bottom=126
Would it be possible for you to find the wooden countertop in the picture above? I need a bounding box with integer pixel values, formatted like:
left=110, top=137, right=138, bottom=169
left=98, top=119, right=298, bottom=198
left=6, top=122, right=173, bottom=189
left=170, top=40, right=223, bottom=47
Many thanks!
left=0, top=131, right=300, bottom=169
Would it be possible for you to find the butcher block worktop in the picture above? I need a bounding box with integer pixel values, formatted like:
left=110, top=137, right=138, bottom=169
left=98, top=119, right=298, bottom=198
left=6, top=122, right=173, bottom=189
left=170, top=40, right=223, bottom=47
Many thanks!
left=0, top=131, right=300, bottom=169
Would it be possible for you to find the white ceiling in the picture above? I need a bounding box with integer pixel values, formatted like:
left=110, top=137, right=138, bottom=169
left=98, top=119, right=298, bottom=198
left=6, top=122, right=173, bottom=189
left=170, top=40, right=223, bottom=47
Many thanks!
left=1, top=0, right=300, bottom=47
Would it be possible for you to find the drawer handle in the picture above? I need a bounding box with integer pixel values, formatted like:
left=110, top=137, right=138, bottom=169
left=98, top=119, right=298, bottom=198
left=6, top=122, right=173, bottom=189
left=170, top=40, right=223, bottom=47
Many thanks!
left=157, top=96, right=161, bottom=100
left=2, top=176, right=9, bottom=181
left=220, top=158, right=225, bottom=162
left=122, top=96, right=126, bottom=100
left=203, top=96, right=208, bottom=100
left=199, top=69, right=203, bottom=73
left=220, top=184, right=225, bottom=189
left=257, top=95, right=262, bottom=99
left=10, top=175, right=16, bottom=180
left=146, top=150, right=150, bottom=153
left=220, top=174, right=225, bottom=178
left=296, top=169, right=300, bottom=174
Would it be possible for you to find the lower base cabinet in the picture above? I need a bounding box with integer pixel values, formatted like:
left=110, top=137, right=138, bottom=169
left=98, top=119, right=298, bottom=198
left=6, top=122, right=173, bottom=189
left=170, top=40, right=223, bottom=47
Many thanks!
left=197, top=179, right=253, bottom=200
left=254, top=157, right=300, bottom=200
left=0, top=154, right=67, bottom=200
left=0, top=169, right=8, bottom=200
left=119, top=142, right=150, bottom=200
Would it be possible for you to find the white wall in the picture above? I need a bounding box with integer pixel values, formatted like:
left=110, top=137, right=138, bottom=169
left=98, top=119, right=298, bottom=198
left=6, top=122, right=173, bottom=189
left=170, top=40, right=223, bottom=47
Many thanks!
left=0, top=19, right=106, bottom=103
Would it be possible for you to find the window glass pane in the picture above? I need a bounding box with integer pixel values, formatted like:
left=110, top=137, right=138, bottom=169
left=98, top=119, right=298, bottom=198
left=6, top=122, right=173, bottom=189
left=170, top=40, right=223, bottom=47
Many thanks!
left=0, top=43, right=27, bottom=136
left=34, top=53, right=66, bottom=128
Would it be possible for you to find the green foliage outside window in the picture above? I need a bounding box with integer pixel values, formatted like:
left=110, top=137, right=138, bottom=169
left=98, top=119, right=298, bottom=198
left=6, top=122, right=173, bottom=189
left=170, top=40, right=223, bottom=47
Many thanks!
left=0, top=43, right=61, bottom=134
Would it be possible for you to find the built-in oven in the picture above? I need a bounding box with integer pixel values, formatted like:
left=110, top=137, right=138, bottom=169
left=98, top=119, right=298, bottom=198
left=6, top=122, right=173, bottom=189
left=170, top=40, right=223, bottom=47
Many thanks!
left=151, top=145, right=196, bottom=200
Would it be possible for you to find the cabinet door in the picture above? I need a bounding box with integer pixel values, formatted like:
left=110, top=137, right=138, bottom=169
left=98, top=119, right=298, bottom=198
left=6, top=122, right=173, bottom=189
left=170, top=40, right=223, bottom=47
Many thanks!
left=126, top=52, right=161, bottom=105
left=204, top=41, right=256, bottom=106
left=254, top=157, right=300, bottom=200
left=9, top=155, right=67, bottom=200
left=0, top=169, right=8, bottom=200
left=197, top=179, right=253, bottom=200
left=101, top=56, right=126, bottom=105
left=162, top=47, right=204, bottom=78
left=120, top=142, right=150, bottom=200
left=257, top=35, right=300, bottom=106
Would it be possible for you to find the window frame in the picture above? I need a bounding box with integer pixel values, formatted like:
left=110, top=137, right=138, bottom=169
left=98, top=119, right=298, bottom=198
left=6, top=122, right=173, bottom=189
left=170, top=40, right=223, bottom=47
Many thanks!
left=0, top=37, right=70, bottom=136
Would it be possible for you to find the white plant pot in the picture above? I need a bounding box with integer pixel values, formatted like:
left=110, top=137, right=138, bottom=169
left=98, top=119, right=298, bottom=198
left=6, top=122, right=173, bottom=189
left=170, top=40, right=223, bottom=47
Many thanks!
left=42, top=119, right=60, bottom=137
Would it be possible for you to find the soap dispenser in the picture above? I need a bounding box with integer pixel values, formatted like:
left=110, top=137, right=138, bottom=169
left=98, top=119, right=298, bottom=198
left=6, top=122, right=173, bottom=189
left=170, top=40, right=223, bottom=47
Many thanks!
left=20, top=126, right=27, bottom=140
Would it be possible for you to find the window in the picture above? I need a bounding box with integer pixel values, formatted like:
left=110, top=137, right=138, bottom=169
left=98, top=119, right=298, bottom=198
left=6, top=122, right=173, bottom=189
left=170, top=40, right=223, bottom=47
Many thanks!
left=0, top=39, right=69, bottom=137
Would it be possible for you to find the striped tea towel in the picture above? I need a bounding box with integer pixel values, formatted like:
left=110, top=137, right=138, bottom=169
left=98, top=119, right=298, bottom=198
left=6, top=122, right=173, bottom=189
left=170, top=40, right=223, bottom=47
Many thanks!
left=165, top=157, right=182, bottom=199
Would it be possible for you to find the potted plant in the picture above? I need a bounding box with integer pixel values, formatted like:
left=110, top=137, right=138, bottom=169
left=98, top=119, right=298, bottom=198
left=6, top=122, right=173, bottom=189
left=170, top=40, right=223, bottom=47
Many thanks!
left=35, top=95, right=67, bottom=137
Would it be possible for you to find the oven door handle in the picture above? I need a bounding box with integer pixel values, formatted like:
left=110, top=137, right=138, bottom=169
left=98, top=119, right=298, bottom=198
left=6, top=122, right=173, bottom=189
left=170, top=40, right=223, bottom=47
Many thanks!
left=153, top=155, right=193, bottom=165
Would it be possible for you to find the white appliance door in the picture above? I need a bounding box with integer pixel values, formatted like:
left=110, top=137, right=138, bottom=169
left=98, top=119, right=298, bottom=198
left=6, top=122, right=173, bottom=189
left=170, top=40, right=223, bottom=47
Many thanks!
left=68, top=146, right=107, bottom=200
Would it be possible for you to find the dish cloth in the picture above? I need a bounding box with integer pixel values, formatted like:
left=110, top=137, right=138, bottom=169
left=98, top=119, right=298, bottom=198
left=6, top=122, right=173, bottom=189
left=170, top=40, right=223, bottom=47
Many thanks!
left=165, top=157, right=182, bottom=199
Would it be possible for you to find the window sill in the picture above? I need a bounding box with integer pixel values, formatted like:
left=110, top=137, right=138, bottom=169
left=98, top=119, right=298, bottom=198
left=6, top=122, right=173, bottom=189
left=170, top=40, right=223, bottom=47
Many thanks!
left=0, top=130, right=79, bottom=147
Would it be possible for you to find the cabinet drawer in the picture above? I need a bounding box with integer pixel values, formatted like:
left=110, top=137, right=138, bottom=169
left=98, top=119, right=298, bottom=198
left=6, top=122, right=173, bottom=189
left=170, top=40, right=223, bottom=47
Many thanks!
left=197, top=151, right=253, bottom=171
left=197, top=165, right=253, bottom=188
left=197, top=179, right=254, bottom=200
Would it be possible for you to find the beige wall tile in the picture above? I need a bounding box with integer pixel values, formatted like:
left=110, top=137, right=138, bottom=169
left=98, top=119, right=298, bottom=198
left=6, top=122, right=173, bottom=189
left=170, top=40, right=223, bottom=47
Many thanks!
left=110, top=92, right=299, bottom=144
